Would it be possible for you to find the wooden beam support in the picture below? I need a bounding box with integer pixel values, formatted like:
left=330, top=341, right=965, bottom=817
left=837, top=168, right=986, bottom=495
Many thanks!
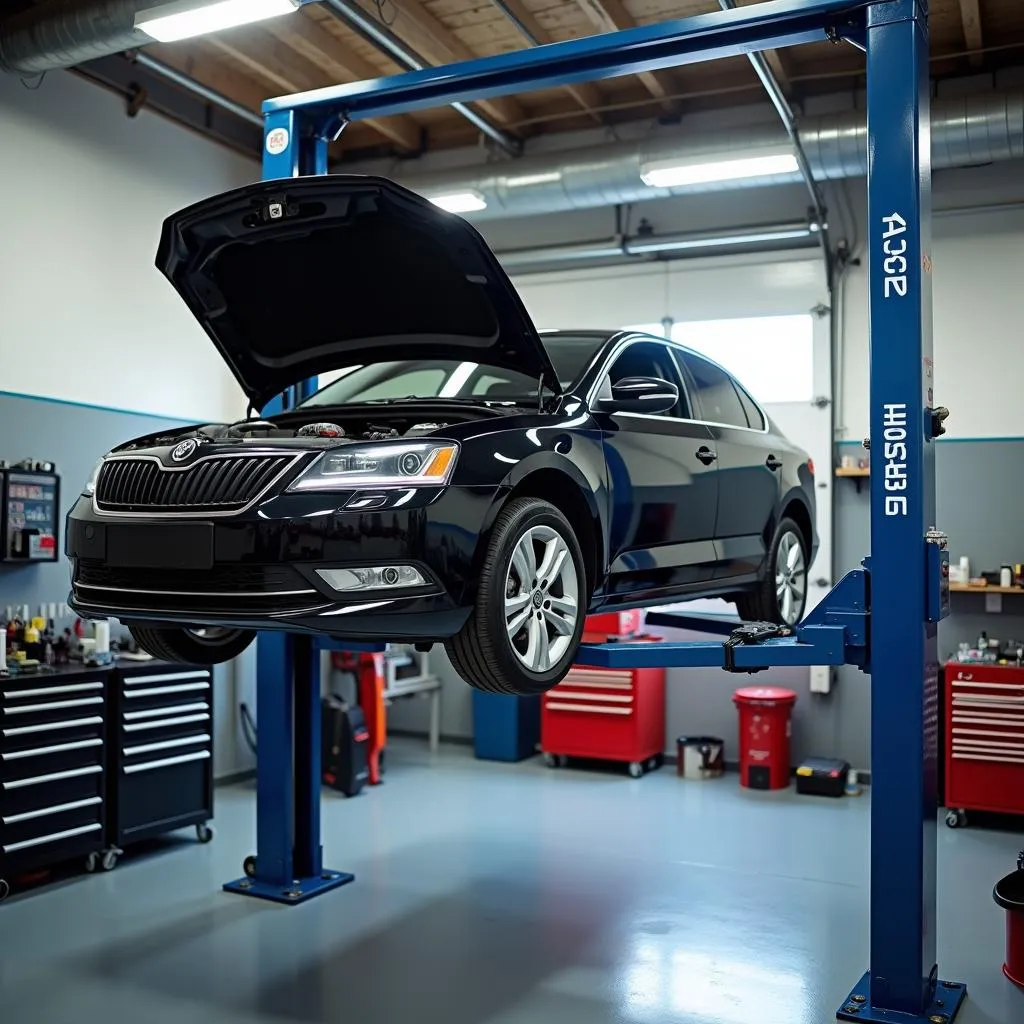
left=210, top=23, right=420, bottom=151
left=490, top=0, right=603, bottom=121
left=144, top=42, right=268, bottom=113
left=573, top=0, right=678, bottom=110
left=957, top=0, right=984, bottom=68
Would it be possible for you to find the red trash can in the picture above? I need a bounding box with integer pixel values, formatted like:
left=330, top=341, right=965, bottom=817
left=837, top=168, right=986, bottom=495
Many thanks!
left=732, top=686, right=797, bottom=790
left=994, top=869, right=1024, bottom=986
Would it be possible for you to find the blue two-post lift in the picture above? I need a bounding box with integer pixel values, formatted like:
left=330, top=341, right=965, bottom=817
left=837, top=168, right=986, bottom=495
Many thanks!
left=225, top=1, right=962, bottom=1021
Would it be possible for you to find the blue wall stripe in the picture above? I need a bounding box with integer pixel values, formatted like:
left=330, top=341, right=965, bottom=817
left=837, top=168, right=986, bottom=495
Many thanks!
left=0, top=389, right=201, bottom=425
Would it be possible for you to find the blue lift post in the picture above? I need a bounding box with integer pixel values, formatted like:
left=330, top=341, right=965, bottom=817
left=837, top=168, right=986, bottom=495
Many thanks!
left=243, top=1, right=965, bottom=1020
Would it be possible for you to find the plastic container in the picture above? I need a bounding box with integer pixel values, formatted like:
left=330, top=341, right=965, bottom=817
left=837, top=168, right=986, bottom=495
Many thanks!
left=993, top=868, right=1024, bottom=986
left=676, top=736, right=724, bottom=780
left=732, top=686, right=797, bottom=790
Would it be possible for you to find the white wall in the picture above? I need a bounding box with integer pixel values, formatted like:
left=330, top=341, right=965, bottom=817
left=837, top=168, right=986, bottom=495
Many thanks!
left=0, top=70, right=257, bottom=423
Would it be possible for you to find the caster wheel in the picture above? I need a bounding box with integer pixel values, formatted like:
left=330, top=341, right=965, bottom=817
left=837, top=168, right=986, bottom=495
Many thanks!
left=0, top=878, right=9, bottom=902
left=945, top=809, right=967, bottom=829
left=628, top=761, right=644, bottom=779
left=646, top=756, right=659, bottom=771
left=100, top=850, right=119, bottom=872
left=544, top=753, right=560, bottom=769
left=85, top=852, right=100, bottom=873
left=557, top=754, right=568, bottom=768
left=243, top=855, right=257, bottom=879
left=195, top=823, right=214, bottom=844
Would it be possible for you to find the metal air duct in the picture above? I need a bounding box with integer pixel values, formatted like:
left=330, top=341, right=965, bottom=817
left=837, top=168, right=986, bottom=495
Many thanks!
left=394, top=91, right=1024, bottom=221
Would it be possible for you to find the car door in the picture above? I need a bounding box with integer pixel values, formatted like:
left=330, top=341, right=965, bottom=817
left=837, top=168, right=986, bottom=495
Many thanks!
left=676, top=350, right=781, bottom=583
left=595, top=338, right=719, bottom=603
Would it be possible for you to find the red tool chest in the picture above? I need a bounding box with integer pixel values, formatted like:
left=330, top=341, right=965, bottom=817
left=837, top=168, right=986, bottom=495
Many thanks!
left=944, top=661, right=1024, bottom=827
left=541, top=636, right=665, bottom=777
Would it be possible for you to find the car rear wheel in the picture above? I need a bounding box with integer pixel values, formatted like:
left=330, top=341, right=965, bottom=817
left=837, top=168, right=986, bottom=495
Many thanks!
left=129, top=625, right=256, bottom=665
left=736, top=516, right=808, bottom=627
left=446, top=497, right=586, bottom=696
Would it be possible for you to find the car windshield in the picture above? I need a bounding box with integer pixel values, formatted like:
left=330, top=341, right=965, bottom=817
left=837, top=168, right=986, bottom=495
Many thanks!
left=298, top=333, right=609, bottom=408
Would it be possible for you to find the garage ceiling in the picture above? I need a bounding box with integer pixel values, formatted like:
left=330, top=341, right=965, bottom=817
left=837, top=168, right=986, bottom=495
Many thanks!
left=41, top=0, right=1024, bottom=158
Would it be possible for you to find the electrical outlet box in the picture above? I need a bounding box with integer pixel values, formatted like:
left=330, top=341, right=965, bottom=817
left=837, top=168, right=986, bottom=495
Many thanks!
left=810, top=664, right=831, bottom=694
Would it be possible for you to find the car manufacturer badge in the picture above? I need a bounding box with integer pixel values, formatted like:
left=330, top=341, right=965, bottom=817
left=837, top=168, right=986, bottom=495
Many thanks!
left=170, top=438, right=199, bottom=463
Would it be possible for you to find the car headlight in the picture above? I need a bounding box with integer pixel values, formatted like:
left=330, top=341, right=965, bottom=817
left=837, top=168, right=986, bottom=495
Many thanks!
left=287, top=442, right=459, bottom=492
left=83, top=457, right=105, bottom=496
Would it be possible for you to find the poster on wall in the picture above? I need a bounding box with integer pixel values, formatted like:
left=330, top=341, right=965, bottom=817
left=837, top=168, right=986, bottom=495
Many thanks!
left=2, top=469, right=60, bottom=563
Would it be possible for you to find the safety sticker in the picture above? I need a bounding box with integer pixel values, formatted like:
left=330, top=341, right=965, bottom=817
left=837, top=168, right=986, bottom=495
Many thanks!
left=266, top=127, right=290, bottom=156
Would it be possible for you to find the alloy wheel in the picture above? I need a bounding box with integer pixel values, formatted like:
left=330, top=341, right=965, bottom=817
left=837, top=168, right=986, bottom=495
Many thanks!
left=504, top=525, right=580, bottom=673
left=775, top=531, right=807, bottom=625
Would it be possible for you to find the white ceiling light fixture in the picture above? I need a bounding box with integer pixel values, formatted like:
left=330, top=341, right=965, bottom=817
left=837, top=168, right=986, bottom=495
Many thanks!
left=427, top=191, right=488, bottom=214
left=640, top=149, right=800, bottom=189
left=136, top=0, right=300, bottom=43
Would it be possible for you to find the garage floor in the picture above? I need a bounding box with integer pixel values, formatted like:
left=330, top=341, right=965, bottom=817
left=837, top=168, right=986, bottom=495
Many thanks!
left=1, top=741, right=1022, bottom=1024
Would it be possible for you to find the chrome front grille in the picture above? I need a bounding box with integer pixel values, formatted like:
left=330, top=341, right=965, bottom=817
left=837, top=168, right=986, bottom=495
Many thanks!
left=94, top=454, right=297, bottom=513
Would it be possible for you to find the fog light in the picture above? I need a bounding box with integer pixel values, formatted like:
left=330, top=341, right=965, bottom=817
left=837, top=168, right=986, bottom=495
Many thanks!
left=316, top=565, right=427, bottom=593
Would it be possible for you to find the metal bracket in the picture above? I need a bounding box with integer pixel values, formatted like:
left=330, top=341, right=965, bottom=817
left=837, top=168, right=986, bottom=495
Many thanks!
left=837, top=974, right=967, bottom=1023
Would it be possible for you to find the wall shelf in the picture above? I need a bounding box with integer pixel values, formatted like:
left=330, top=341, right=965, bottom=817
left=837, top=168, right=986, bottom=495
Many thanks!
left=835, top=465, right=869, bottom=492
left=950, top=584, right=1024, bottom=595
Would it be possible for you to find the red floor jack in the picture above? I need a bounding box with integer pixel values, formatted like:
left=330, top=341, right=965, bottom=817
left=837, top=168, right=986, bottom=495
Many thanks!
left=331, top=651, right=387, bottom=785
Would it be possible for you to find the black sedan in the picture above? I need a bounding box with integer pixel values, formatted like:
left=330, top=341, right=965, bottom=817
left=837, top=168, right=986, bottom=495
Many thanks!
left=66, top=175, right=817, bottom=696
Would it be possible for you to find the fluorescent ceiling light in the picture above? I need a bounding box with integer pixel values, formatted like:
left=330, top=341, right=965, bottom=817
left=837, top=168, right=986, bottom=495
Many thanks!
left=136, top=0, right=299, bottom=43
left=640, top=152, right=800, bottom=189
left=428, top=191, right=488, bottom=214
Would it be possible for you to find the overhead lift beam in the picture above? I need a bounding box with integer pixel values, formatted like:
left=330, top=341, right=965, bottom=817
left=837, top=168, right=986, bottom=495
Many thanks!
left=241, top=3, right=962, bottom=1022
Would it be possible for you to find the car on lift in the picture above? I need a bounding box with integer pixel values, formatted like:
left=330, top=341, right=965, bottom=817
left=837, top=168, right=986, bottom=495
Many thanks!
left=66, top=175, right=817, bottom=696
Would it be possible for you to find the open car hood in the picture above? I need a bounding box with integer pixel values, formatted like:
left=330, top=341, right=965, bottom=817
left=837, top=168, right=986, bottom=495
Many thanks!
left=156, top=175, right=560, bottom=410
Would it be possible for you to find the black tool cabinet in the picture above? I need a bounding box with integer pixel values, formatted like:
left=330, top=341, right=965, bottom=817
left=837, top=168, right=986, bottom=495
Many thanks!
left=109, top=660, right=215, bottom=857
left=0, top=666, right=109, bottom=899
left=0, top=659, right=214, bottom=898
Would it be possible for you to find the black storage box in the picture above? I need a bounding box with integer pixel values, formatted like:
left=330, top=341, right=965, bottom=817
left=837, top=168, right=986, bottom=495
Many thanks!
left=796, top=757, right=849, bottom=797
left=322, top=696, right=370, bottom=797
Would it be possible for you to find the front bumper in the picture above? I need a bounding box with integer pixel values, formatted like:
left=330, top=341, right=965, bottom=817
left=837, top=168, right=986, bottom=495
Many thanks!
left=66, top=484, right=498, bottom=641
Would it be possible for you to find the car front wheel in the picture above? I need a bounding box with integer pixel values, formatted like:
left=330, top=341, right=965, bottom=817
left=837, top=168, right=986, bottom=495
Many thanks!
left=446, top=497, right=586, bottom=696
left=736, top=517, right=809, bottom=626
left=128, top=625, right=256, bottom=665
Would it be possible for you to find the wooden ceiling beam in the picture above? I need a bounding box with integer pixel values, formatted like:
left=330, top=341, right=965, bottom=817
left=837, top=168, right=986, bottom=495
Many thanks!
left=957, top=0, right=984, bottom=68
left=143, top=42, right=268, bottom=113
left=209, top=23, right=421, bottom=151
left=267, top=14, right=423, bottom=151
left=489, top=0, right=603, bottom=121
left=573, top=0, right=678, bottom=111
left=355, top=0, right=526, bottom=126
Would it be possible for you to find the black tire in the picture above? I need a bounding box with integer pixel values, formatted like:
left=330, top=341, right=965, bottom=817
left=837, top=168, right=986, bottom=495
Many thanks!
left=129, top=625, right=255, bottom=665
left=446, top=497, right=587, bottom=696
left=735, top=516, right=809, bottom=626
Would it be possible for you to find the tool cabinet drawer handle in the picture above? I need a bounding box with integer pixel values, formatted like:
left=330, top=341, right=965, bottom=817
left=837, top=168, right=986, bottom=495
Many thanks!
left=3, top=821, right=101, bottom=854
left=953, top=726, right=1024, bottom=740
left=544, top=690, right=633, bottom=704
left=3, top=715, right=104, bottom=737
left=952, top=680, right=1024, bottom=693
left=952, top=737, right=1024, bottom=751
left=123, top=701, right=209, bottom=721
left=2, top=738, right=102, bottom=761
left=123, top=713, right=210, bottom=733
left=123, top=750, right=210, bottom=774
left=952, top=750, right=1024, bottom=765
left=124, top=671, right=210, bottom=686
left=2, top=764, right=102, bottom=789
left=3, top=683, right=103, bottom=699
left=558, top=678, right=633, bottom=691
left=124, top=683, right=209, bottom=699
left=543, top=701, right=632, bottom=715
left=123, top=734, right=211, bottom=757
left=952, top=714, right=1024, bottom=726
left=2, top=795, right=102, bottom=826
left=3, top=697, right=103, bottom=715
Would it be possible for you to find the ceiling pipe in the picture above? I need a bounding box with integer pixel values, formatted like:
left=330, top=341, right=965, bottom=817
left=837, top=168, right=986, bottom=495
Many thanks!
left=321, top=0, right=521, bottom=157
left=498, top=220, right=819, bottom=272
left=717, top=0, right=831, bottom=279
left=391, top=90, right=1024, bottom=221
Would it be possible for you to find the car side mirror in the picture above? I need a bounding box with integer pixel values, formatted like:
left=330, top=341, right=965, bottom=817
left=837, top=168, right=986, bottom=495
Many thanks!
left=598, top=376, right=679, bottom=415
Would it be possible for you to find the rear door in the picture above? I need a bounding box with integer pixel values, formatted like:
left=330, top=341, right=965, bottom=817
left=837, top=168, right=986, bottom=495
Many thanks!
left=597, top=338, right=719, bottom=603
left=676, top=350, right=780, bottom=583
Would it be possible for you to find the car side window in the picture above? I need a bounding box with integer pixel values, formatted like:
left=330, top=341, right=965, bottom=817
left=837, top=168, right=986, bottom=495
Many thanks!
left=734, top=381, right=766, bottom=430
left=604, top=340, right=692, bottom=418
left=680, top=352, right=749, bottom=428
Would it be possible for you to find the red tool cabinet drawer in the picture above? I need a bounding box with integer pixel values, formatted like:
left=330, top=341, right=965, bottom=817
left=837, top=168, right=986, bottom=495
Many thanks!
left=945, top=663, right=1024, bottom=816
left=541, top=638, right=665, bottom=765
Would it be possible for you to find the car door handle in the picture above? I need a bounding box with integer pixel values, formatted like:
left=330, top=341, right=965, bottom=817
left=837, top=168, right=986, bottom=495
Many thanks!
left=766, top=455, right=783, bottom=471
left=695, top=446, right=718, bottom=465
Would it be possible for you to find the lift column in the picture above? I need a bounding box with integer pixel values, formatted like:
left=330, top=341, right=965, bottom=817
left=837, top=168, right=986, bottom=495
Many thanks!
left=840, top=2, right=965, bottom=1020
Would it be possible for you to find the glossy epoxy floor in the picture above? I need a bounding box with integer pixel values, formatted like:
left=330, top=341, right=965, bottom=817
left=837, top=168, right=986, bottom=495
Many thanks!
left=1, top=742, right=1022, bottom=1024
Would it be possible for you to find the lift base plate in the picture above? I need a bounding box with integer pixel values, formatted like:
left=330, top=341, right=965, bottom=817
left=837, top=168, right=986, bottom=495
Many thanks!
left=837, top=973, right=967, bottom=1023
left=223, top=869, right=355, bottom=905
